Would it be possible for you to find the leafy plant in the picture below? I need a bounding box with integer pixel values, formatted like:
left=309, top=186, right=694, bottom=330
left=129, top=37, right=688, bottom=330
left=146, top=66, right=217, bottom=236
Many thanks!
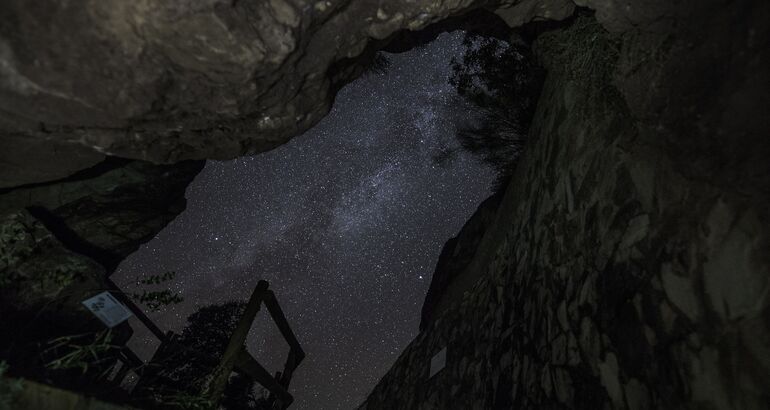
left=42, top=329, right=119, bottom=377
left=133, top=302, right=273, bottom=409
left=40, top=261, right=84, bottom=290
left=130, top=271, right=184, bottom=312
left=0, top=214, right=35, bottom=288
left=136, top=271, right=177, bottom=285
left=535, top=14, right=621, bottom=90
left=450, top=35, right=542, bottom=132
left=132, top=290, right=184, bottom=312
left=1, top=212, right=85, bottom=290
left=448, top=33, right=544, bottom=192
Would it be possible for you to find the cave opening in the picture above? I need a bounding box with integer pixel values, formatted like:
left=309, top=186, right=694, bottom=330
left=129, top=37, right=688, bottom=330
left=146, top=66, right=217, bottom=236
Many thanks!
left=0, top=11, right=544, bottom=410
left=109, top=18, right=545, bottom=409
left=1, top=2, right=767, bottom=409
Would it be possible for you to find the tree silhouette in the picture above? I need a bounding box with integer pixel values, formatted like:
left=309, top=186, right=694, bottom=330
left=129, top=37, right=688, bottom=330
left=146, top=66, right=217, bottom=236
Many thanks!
left=449, top=34, right=544, bottom=192
left=129, top=271, right=184, bottom=312
left=137, top=302, right=271, bottom=410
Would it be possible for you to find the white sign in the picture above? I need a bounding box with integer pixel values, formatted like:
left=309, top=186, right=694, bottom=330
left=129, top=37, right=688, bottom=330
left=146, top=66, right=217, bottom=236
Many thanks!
left=82, top=291, right=133, bottom=328
left=429, top=347, right=447, bottom=378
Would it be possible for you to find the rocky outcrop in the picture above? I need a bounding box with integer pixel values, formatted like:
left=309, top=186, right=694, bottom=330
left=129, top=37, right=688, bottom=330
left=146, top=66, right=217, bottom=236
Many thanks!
left=0, top=0, right=767, bottom=408
left=0, top=0, right=579, bottom=187
left=0, top=159, right=203, bottom=380
left=361, top=1, right=769, bottom=408
left=0, top=159, right=204, bottom=267
left=420, top=193, right=502, bottom=331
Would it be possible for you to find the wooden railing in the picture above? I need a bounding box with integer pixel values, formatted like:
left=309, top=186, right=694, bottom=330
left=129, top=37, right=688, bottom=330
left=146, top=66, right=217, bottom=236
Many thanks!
left=202, top=280, right=305, bottom=409
left=108, top=279, right=304, bottom=409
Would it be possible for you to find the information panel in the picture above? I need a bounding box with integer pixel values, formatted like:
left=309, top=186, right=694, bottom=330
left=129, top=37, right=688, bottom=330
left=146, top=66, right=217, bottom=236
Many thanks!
left=429, top=347, right=447, bottom=378
left=82, top=291, right=133, bottom=328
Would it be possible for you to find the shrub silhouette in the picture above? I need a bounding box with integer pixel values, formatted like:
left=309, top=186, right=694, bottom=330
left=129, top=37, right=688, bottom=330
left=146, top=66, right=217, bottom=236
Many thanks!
left=449, top=33, right=544, bottom=192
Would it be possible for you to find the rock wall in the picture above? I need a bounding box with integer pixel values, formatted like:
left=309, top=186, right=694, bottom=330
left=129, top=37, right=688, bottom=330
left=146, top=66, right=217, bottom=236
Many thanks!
left=0, top=0, right=767, bottom=407
left=421, top=193, right=502, bottom=331
left=0, top=159, right=203, bottom=382
left=0, top=0, right=578, bottom=187
left=361, top=2, right=769, bottom=408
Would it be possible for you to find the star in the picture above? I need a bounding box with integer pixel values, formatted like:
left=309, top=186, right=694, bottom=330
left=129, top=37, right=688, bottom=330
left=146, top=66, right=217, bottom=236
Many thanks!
left=116, top=30, right=495, bottom=409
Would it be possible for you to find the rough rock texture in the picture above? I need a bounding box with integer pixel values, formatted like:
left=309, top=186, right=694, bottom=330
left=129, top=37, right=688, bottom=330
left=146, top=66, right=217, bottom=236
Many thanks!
left=0, top=0, right=579, bottom=187
left=0, top=159, right=203, bottom=378
left=421, top=193, right=502, bottom=331
left=361, top=2, right=769, bottom=408
left=0, top=134, right=106, bottom=188
left=0, top=0, right=767, bottom=407
left=0, top=159, right=204, bottom=268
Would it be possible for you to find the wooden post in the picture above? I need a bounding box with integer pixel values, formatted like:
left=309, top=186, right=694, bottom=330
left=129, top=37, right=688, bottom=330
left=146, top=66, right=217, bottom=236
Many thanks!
left=105, top=278, right=168, bottom=342
left=201, top=280, right=269, bottom=406
left=235, top=348, right=292, bottom=403
left=263, top=290, right=305, bottom=391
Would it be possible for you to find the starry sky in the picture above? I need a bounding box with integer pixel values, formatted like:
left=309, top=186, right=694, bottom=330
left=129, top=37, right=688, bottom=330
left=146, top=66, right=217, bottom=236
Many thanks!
left=115, top=31, right=495, bottom=409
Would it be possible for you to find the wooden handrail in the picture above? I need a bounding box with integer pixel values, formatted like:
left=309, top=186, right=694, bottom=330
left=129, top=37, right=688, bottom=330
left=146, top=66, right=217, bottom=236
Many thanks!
left=105, top=278, right=168, bottom=342
left=200, top=280, right=305, bottom=409
left=120, top=279, right=304, bottom=409
left=201, top=280, right=269, bottom=402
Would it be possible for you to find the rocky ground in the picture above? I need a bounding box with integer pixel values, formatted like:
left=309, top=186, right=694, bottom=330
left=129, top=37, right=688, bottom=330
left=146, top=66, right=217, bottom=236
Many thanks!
left=0, top=1, right=767, bottom=408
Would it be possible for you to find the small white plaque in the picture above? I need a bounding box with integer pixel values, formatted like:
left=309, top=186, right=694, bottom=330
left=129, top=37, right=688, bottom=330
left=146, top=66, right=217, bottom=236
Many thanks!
left=82, top=291, right=133, bottom=328
left=429, top=347, right=447, bottom=378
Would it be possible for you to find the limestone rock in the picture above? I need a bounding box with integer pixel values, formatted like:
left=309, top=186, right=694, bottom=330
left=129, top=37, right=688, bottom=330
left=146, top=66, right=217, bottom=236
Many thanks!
left=0, top=0, right=575, bottom=186
left=0, top=158, right=203, bottom=381
left=420, top=193, right=502, bottom=330
left=361, top=2, right=770, bottom=408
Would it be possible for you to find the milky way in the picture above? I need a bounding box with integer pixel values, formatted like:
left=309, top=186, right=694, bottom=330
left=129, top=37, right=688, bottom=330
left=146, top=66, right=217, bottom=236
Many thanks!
left=115, top=31, right=495, bottom=409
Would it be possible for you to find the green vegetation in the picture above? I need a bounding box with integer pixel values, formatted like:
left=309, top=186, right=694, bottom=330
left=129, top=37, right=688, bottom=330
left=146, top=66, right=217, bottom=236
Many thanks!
left=535, top=14, right=621, bottom=90
left=0, top=214, right=35, bottom=288
left=534, top=12, right=633, bottom=130
left=448, top=33, right=544, bottom=192
left=136, top=302, right=272, bottom=410
left=0, top=212, right=86, bottom=291
left=42, top=329, right=119, bottom=377
left=445, top=14, right=625, bottom=194
left=40, top=260, right=85, bottom=291
left=130, top=271, right=184, bottom=312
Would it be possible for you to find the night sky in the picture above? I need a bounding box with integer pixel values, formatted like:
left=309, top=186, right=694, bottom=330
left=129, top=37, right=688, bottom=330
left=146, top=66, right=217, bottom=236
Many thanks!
left=115, top=31, right=495, bottom=409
